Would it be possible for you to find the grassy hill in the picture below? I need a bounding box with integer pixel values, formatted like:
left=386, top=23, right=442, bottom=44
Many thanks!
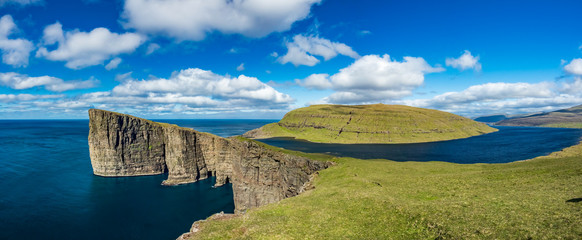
left=243, top=104, right=497, bottom=143
left=497, top=104, right=582, bottom=128
left=187, top=138, right=582, bottom=239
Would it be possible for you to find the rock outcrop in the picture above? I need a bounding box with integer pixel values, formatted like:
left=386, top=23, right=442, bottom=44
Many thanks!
left=88, top=109, right=330, bottom=213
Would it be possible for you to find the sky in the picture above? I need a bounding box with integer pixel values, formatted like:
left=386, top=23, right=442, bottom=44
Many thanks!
left=1, top=0, right=582, bottom=119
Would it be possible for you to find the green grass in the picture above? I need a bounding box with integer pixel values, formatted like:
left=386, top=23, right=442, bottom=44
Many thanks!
left=247, top=104, right=497, bottom=144
left=542, top=122, right=582, bottom=129
left=190, top=140, right=582, bottom=239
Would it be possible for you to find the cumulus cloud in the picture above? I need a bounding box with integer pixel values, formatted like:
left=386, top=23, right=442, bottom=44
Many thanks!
left=445, top=50, right=482, bottom=72
left=105, top=57, right=122, bottom=70
left=121, top=0, right=321, bottom=41
left=0, top=72, right=97, bottom=92
left=36, top=22, right=145, bottom=69
left=298, top=54, right=444, bottom=103
left=295, top=73, right=331, bottom=90
left=560, top=77, right=582, bottom=94
left=0, top=15, right=34, bottom=67
left=397, top=81, right=582, bottom=117
left=410, top=82, right=554, bottom=107
left=1, top=68, right=295, bottom=117
left=107, top=68, right=293, bottom=107
left=564, top=58, right=582, bottom=75
left=278, top=35, right=359, bottom=66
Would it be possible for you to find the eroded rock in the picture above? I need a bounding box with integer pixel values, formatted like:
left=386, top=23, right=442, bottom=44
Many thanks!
left=88, top=109, right=331, bottom=213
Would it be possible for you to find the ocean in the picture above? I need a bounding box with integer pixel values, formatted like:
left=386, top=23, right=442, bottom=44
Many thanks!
left=1, top=120, right=580, bottom=239
left=0, top=119, right=275, bottom=240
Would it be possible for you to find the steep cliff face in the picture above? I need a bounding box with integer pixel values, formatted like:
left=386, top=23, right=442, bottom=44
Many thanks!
left=88, top=109, right=330, bottom=212
left=88, top=108, right=167, bottom=176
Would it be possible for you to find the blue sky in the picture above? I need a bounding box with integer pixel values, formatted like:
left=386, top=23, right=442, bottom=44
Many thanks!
left=1, top=0, right=582, bottom=119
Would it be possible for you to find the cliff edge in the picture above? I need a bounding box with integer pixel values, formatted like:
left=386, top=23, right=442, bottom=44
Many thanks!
left=88, top=109, right=331, bottom=213
left=244, top=104, right=497, bottom=144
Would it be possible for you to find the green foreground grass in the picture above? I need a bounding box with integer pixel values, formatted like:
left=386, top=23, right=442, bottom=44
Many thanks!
left=191, top=140, right=582, bottom=239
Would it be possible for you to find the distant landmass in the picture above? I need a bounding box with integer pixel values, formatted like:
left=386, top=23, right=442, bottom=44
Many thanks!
left=474, top=114, right=509, bottom=123
left=497, top=104, right=582, bottom=128
left=244, top=104, right=497, bottom=143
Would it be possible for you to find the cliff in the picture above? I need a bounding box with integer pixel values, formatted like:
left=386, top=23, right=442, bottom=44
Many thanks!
left=497, top=104, right=582, bottom=128
left=88, top=109, right=330, bottom=212
left=243, top=104, right=497, bottom=144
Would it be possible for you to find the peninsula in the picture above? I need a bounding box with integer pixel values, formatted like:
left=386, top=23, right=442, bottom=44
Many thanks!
left=244, top=104, right=497, bottom=143
left=88, top=109, right=331, bottom=213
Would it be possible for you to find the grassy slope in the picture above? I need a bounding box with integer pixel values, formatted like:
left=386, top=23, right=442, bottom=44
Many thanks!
left=498, top=104, right=582, bottom=127
left=191, top=140, right=582, bottom=239
left=542, top=122, right=582, bottom=129
left=248, top=104, right=496, bottom=144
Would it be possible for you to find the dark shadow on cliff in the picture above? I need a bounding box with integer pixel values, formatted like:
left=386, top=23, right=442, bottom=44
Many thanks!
left=566, top=198, right=582, bottom=203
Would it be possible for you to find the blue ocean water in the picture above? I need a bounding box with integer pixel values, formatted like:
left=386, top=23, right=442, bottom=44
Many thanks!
left=1, top=120, right=581, bottom=240
left=0, top=119, right=275, bottom=240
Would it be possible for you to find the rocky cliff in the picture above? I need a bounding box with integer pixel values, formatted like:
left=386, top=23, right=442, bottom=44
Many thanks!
left=88, top=109, right=330, bottom=212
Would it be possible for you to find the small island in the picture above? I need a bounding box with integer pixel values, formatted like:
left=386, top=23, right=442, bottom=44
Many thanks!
left=244, top=104, right=497, bottom=143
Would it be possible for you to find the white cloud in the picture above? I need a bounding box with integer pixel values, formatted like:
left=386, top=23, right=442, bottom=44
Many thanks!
left=36, top=22, right=145, bottom=69
left=560, top=77, right=582, bottom=94
left=236, top=63, right=245, bottom=71
left=0, top=0, right=41, bottom=7
left=121, top=0, right=321, bottom=41
left=445, top=50, right=482, bottom=72
left=115, top=71, right=133, bottom=82
left=412, top=82, right=555, bottom=107
left=0, top=72, right=97, bottom=92
left=310, top=54, right=444, bottom=103
left=0, top=15, right=33, bottom=67
left=278, top=35, right=359, bottom=66
left=0, top=93, right=61, bottom=102
left=397, top=81, right=582, bottom=117
left=105, top=57, right=122, bottom=70
left=295, top=73, right=331, bottom=90
left=1, top=68, right=295, bottom=118
left=564, top=58, right=582, bottom=75
left=145, top=43, right=160, bottom=55
left=108, top=68, right=293, bottom=107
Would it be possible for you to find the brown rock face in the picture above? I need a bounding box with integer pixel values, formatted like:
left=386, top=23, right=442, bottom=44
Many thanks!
left=88, top=108, right=167, bottom=176
left=88, top=109, right=330, bottom=212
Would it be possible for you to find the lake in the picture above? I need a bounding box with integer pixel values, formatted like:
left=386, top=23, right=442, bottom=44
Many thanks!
left=0, top=120, right=580, bottom=239
left=258, top=126, right=582, bottom=163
